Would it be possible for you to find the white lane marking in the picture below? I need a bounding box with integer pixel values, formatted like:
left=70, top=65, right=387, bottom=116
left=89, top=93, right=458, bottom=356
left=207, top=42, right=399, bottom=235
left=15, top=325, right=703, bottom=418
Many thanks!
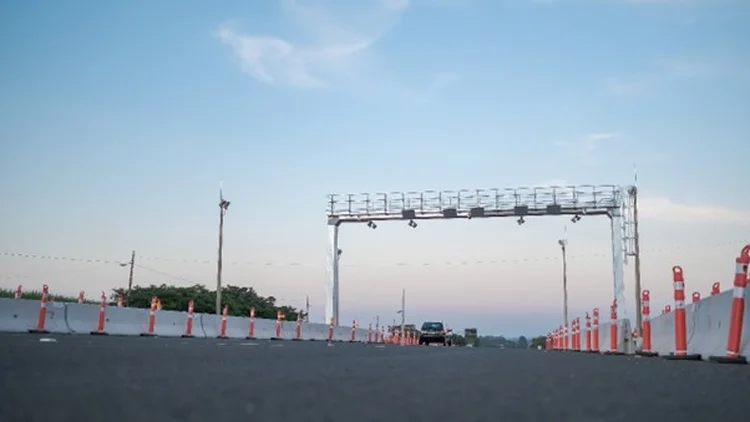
left=270, top=344, right=284, bottom=348
left=374, top=345, right=386, bottom=348
left=240, top=342, right=260, bottom=346
left=39, top=338, right=57, bottom=343
left=218, top=343, right=227, bottom=346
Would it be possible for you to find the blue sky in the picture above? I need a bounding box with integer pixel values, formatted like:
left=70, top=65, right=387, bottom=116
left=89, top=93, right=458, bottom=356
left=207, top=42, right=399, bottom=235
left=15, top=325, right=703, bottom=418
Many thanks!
left=1, top=0, right=748, bottom=336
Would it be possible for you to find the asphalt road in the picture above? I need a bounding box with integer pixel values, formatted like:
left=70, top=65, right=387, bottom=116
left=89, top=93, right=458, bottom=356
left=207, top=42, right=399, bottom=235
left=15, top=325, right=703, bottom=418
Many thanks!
left=1, top=333, right=748, bottom=422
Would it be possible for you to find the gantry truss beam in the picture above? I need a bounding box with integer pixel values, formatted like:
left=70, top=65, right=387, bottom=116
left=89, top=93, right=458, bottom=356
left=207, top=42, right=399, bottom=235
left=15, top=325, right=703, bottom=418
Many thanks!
left=327, top=185, right=623, bottom=223
left=324, top=184, right=638, bottom=330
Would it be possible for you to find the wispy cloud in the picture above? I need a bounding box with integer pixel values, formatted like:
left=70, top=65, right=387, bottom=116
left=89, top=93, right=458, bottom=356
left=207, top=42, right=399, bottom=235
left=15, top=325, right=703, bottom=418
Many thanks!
left=382, top=0, right=411, bottom=9
left=530, top=182, right=750, bottom=224
left=602, top=58, right=725, bottom=96
left=554, top=132, right=621, bottom=156
left=653, top=58, right=724, bottom=78
left=606, top=0, right=732, bottom=4
left=601, top=77, right=650, bottom=96
left=617, top=0, right=690, bottom=4
left=614, top=0, right=741, bottom=4
left=414, top=72, right=460, bottom=103
left=583, top=132, right=619, bottom=151
left=639, top=197, right=750, bottom=224
left=423, top=0, right=473, bottom=6
left=535, top=179, right=572, bottom=187
left=216, top=0, right=410, bottom=89
left=534, top=0, right=737, bottom=5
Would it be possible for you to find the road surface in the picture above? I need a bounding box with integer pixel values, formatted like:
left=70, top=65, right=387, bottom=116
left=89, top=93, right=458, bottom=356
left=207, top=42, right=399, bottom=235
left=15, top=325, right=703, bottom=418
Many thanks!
left=0, top=333, right=747, bottom=421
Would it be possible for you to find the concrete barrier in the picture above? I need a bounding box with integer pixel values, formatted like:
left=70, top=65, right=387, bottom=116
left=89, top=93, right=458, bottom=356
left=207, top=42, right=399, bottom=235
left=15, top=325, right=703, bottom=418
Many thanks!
left=201, top=314, right=283, bottom=339
left=648, top=289, right=750, bottom=359
left=0, top=299, right=391, bottom=345
left=302, top=322, right=330, bottom=341
left=280, top=320, right=297, bottom=339
left=618, top=319, right=634, bottom=354
left=100, top=306, right=150, bottom=336
left=202, top=314, right=246, bottom=339
left=333, top=326, right=352, bottom=342
left=66, top=303, right=194, bottom=337
left=149, top=308, right=195, bottom=337
left=597, top=320, right=610, bottom=353
left=0, top=297, right=68, bottom=334
left=356, top=328, right=369, bottom=342
left=66, top=302, right=105, bottom=334
left=591, top=318, right=631, bottom=354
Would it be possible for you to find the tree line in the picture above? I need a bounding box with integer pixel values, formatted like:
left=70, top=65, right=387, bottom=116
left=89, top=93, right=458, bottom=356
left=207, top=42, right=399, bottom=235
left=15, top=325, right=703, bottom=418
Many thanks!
left=114, top=284, right=303, bottom=321
left=0, top=284, right=302, bottom=322
left=477, top=335, right=548, bottom=349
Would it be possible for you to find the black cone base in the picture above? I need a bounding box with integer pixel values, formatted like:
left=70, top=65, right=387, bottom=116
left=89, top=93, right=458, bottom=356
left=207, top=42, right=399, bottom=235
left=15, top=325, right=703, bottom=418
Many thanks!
left=663, top=353, right=702, bottom=361
left=708, top=355, right=747, bottom=365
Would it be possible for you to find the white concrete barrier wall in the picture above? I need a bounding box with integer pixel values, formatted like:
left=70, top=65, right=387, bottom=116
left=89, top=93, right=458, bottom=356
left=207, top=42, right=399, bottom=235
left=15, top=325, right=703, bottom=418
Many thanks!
left=0, top=298, right=68, bottom=334
left=66, top=302, right=106, bottom=334
left=18, top=294, right=750, bottom=358
left=648, top=288, right=750, bottom=359
left=356, top=328, right=369, bottom=342
left=587, top=318, right=631, bottom=354
left=302, top=323, right=329, bottom=341
left=598, top=321, right=610, bottom=352
left=150, top=309, right=195, bottom=337
left=67, top=303, right=195, bottom=337
left=0, top=299, right=369, bottom=342
left=203, top=314, right=266, bottom=339
left=619, top=319, right=633, bottom=354
left=280, top=321, right=297, bottom=339
left=333, top=326, right=352, bottom=342
left=103, top=307, right=151, bottom=336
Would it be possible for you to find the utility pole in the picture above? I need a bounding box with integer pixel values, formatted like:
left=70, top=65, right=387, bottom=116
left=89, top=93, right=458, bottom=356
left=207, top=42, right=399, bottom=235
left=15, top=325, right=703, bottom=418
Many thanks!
left=216, top=187, right=231, bottom=316
left=631, top=167, right=643, bottom=335
left=126, top=250, right=135, bottom=305
left=558, top=236, right=569, bottom=347
left=400, top=288, right=406, bottom=346
left=305, top=296, right=310, bottom=323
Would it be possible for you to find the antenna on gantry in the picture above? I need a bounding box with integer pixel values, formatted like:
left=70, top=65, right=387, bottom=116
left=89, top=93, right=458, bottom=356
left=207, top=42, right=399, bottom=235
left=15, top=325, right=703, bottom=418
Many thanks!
left=633, top=164, right=638, bottom=188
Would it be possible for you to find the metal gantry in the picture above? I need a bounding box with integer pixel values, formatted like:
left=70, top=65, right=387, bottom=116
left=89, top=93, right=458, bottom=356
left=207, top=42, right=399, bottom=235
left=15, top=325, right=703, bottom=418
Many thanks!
left=325, top=184, right=638, bottom=327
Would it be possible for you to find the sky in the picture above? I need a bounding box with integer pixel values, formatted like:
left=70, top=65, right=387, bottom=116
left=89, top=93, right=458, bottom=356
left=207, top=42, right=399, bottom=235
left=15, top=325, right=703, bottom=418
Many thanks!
left=0, top=0, right=748, bottom=337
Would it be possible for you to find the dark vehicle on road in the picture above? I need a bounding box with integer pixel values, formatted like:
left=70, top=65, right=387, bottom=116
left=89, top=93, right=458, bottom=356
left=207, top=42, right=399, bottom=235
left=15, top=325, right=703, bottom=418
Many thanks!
left=464, top=328, right=478, bottom=347
left=419, top=321, right=452, bottom=346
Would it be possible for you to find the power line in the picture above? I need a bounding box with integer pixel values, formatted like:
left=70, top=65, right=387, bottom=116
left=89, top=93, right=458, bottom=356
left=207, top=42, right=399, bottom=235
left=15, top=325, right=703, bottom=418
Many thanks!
left=134, top=264, right=203, bottom=286
left=1, top=238, right=746, bottom=269
left=0, top=253, right=128, bottom=266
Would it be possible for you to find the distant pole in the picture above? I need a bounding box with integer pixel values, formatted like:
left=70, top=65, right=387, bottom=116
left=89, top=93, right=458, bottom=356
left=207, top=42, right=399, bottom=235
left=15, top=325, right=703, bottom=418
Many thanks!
left=558, top=237, right=569, bottom=345
left=216, top=186, right=231, bottom=316
left=126, top=250, right=135, bottom=305
left=305, top=296, right=310, bottom=322
left=400, top=288, right=406, bottom=345
left=631, top=166, right=644, bottom=334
